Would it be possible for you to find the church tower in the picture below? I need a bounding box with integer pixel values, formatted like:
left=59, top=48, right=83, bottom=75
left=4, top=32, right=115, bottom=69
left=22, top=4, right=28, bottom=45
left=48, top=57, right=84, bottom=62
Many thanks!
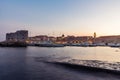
left=94, top=32, right=96, bottom=39
left=93, top=32, right=96, bottom=43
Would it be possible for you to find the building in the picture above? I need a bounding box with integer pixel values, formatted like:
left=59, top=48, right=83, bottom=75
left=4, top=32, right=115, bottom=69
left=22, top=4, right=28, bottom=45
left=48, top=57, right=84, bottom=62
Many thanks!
left=64, top=36, right=93, bottom=44
left=95, top=35, right=120, bottom=43
left=93, top=32, right=97, bottom=43
left=6, top=30, right=28, bottom=42
left=6, top=33, right=17, bottom=41
left=28, top=35, right=51, bottom=44
left=94, top=32, right=96, bottom=39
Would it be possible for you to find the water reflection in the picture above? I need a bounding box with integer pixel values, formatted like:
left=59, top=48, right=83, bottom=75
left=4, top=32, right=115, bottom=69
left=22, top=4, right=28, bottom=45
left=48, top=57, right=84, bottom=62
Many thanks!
left=26, top=46, right=120, bottom=62
left=0, top=46, right=120, bottom=80
left=0, top=48, right=27, bottom=80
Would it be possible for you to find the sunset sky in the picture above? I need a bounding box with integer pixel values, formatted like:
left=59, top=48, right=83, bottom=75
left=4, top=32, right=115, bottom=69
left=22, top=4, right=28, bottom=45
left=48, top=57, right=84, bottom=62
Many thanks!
left=0, top=0, right=120, bottom=41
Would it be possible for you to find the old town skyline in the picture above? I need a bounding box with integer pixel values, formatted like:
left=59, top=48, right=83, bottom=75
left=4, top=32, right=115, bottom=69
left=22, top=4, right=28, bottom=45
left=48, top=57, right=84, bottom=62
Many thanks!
left=1, top=0, right=120, bottom=41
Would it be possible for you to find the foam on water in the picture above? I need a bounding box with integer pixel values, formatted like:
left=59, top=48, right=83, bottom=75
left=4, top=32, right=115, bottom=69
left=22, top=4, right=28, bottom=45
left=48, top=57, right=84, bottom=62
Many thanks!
left=34, top=54, right=120, bottom=72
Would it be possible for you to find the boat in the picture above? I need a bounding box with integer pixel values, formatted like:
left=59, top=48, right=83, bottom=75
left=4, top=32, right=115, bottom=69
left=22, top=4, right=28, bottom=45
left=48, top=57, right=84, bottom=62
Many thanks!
left=110, top=44, right=120, bottom=47
left=35, top=41, right=65, bottom=47
left=108, top=43, right=120, bottom=47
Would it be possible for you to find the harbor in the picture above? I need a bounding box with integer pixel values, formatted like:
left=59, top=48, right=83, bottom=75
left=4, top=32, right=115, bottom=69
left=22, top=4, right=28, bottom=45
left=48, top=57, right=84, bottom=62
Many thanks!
left=1, top=30, right=120, bottom=48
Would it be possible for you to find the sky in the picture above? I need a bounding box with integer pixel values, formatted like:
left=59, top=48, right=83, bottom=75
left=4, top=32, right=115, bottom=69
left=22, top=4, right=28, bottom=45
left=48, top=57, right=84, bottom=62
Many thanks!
left=0, top=0, right=120, bottom=41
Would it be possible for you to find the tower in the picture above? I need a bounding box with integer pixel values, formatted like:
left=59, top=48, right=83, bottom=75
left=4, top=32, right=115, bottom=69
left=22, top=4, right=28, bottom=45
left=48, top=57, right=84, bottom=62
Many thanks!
left=94, top=32, right=96, bottom=39
left=93, top=32, right=96, bottom=43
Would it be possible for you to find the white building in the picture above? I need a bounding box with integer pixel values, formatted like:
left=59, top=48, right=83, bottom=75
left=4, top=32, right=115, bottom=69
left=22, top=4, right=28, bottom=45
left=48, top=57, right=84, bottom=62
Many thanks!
left=6, top=30, right=28, bottom=42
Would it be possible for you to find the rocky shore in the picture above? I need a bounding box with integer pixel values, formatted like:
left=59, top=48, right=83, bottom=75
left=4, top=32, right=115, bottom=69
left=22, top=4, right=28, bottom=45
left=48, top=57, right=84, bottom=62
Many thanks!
left=0, top=41, right=27, bottom=47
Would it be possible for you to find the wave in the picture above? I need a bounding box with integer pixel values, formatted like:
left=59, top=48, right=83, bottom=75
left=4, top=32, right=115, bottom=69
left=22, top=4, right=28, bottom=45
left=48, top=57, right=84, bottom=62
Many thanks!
left=47, top=61, right=120, bottom=75
left=34, top=56, right=120, bottom=75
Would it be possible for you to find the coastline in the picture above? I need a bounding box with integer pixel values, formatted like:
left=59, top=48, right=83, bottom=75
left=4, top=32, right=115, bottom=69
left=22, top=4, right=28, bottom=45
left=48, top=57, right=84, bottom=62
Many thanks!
left=0, top=41, right=27, bottom=47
